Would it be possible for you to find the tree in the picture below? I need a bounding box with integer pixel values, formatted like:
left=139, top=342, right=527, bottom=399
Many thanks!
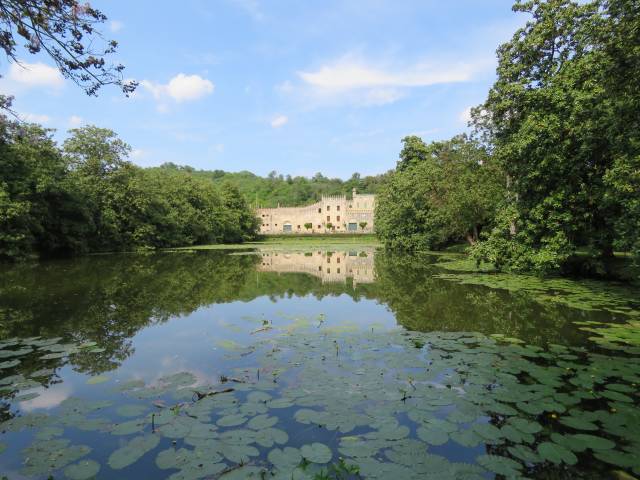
left=359, top=222, right=368, bottom=231
left=304, top=222, right=312, bottom=231
left=326, top=222, right=333, bottom=231
left=0, top=0, right=136, bottom=96
left=376, top=135, right=504, bottom=251
left=471, top=0, right=640, bottom=275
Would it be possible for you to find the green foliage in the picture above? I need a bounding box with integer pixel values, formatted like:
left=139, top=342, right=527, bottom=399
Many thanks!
left=375, top=135, right=504, bottom=251
left=471, top=0, right=640, bottom=275
left=0, top=124, right=258, bottom=260
left=158, top=164, right=389, bottom=208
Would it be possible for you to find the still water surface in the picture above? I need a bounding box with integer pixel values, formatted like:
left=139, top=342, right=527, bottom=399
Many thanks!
left=0, top=248, right=638, bottom=479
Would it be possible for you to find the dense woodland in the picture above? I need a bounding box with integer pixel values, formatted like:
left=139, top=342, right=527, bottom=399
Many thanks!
left=0, top=122, right=258, bottom=260
left=156, top=163, right=389, bottom=208
left=376, top=0, right=639, bottom=278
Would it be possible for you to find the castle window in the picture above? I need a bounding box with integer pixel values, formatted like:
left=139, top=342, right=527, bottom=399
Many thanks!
left=337, top=257, right=340, bottom=264
left=337, top=215, right=340, bottom=222
left=337, top=205, right=340, bottom=211
left=327, top=215, right=330, bottom=221
left=317, top=225, right=321, bottom=229
left=297, top=225, right=300, bottom=229
left=318, top=266, right=322, bottom=271
left=327, top=268, right=330, bottom=274
left=327, top=258, right=330, bottom=263
left=318, top=208, right=321, bottom=213
left=327, top=206, right=331, bottom=211
left=337, top=268, right=340, bottom=274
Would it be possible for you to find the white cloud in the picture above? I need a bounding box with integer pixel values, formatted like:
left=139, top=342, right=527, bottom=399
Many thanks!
left=459, top=106, right=472, bottom=124
left=68, top=115, right=83, bottom=127
left=270, top=115, right=288, bottom=128
left=110, top=20, right=124, bottom=32
left=141, top=74, right=214, bottom=103
left=298, top=55, right=479, bottom=90
left=8, top=62, right=64, bottom=88
left=285, top=53, right=491, bottom=108
left=19, top=112, right=51, bottom=123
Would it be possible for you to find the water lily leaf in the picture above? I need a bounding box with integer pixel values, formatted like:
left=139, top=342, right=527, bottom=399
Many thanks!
left=416, top=426, right=448, bottom=445
left=570, top=434, right=616, bottom=451
left=247, top=414, right=278, bottom=430
left=0, top=359, right=20, bottom=369
left=538, top=442, right=577, bottom=465
left=594, top=449, right=637, bottom=468
left=268, top=447, right=302, bottom=470
left=450, top=429, right=482, bottom=448
left=559, top=416, right=599, bottom=431
left=476, top=454, right=522, bottom=476
left=108, top=434, right=160, bottom=469
left=111, top=418, right=147, bottom=435
left=300, top=442, right=332, bottom=464
left=86, top=375, right=109, bottom=385
left=116, top=404, right=148, bottom=418
left=217, top=414, right=247, bottom=427
left=218, top=466, right=263, bottom=479
left=508, top=445, right=539, bottom=463
left=63, top=459, right=100, bottom=480
left=15, top=392, right=40, bottom=402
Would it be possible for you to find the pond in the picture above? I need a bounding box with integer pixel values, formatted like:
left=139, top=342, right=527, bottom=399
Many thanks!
left=0, top=247, right=638, bottom=479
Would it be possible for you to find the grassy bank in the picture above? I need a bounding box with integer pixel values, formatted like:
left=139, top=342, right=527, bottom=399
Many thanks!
left=172, top=234, right=380, bottom=251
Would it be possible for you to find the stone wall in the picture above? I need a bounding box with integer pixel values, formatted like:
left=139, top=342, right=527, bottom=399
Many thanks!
left=256, top=189, right=375, bottom=235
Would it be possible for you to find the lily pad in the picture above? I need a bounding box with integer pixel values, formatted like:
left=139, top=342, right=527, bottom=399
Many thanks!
left=300, top=442, right=332, bottom=464
left=63, top=459, right=100, bottom=480
left=108, top=434, right=160, bottom=469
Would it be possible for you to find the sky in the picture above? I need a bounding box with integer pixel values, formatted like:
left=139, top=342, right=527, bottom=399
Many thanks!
left=0, top=0, right=525, bottom=179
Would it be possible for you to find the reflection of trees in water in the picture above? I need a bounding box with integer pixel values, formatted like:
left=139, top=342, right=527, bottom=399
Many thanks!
left=0, top=249, right=607, bottom=382
left=372, top=252, right=599, bottom=346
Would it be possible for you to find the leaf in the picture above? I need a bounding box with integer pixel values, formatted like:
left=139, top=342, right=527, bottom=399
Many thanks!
left=108, top=434, right=160, bottom=469
left=300, top=442, right=332, bottom=464
left=86, top=375, right=109, bottom=385
left=559, top=415, right=599, bottom=431
left=63, top=460, right=100, bottom=480
left=476, top=454, right=522, bottom=476
left=416, top=426, right=448, bottom=446
left=538, top=442, right=577, bottom=465
left=247, top=414, right=278, bottom=430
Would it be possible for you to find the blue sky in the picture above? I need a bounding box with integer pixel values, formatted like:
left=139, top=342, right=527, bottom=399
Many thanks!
left=0, top=0, right=524, bottom=178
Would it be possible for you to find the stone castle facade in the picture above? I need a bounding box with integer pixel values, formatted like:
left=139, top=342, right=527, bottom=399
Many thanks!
left=256, top=189, right=375, bottom=235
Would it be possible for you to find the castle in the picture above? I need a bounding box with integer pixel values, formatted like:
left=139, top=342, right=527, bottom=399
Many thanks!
left=256, top=189, right=375, bottom=235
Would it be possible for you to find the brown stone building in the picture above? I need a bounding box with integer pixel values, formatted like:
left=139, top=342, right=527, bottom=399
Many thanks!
left=256, top=189, right=375, bottom=235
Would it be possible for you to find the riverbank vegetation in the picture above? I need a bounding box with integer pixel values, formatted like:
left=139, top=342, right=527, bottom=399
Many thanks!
left=0, top=123, right=258, bottom=261
left=376, top=0, right=639, bottom=279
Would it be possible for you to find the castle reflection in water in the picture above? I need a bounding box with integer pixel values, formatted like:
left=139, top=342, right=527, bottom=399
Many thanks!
left=257, top=249, right=376, bottom=286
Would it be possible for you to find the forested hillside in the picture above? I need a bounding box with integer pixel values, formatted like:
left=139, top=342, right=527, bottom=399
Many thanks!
left=155, top=163, right=390, bottom=208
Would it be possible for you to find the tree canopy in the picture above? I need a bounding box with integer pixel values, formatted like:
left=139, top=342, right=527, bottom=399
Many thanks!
left=0, top=124, right=258, bottom=261
left=469, top=0, right=639, bottom=275
left=375, top=135, right=504, bottom=251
